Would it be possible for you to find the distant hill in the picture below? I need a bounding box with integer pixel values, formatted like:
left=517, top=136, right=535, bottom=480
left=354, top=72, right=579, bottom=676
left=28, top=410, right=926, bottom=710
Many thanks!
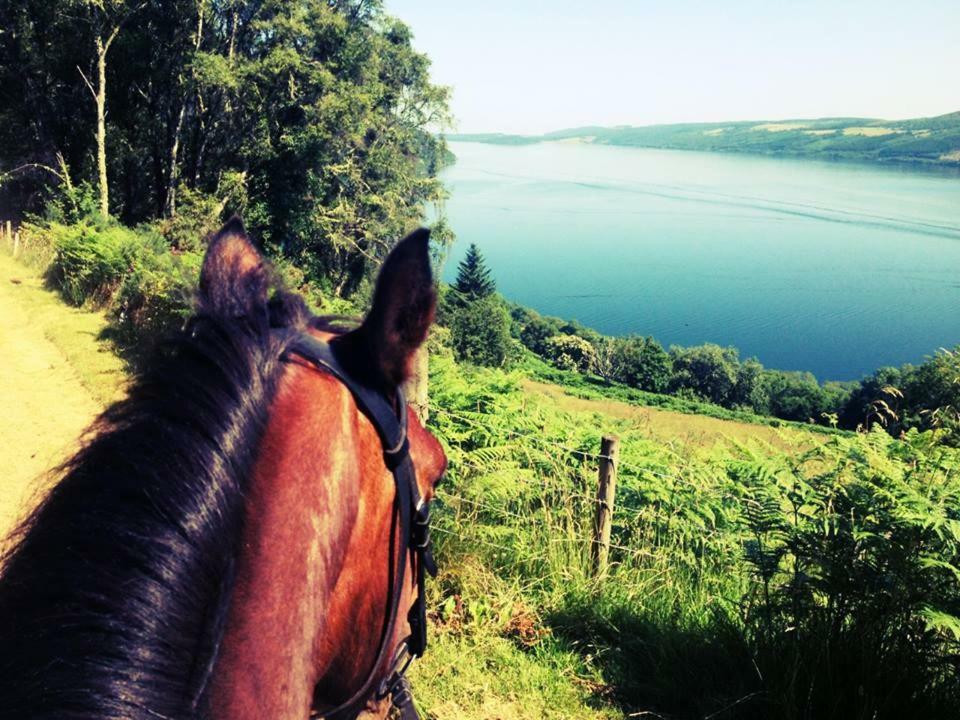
left=447, top=112, right=960, bottom=167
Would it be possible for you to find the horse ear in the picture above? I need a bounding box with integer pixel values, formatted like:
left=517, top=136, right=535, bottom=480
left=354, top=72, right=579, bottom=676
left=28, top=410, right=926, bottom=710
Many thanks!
left=199, top=216, right=269, bottom=316
left=343, top=229, right=436, bottom=387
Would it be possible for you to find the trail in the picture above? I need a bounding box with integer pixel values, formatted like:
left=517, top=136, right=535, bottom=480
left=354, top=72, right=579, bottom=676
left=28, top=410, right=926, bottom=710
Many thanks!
left=0, top=254, right=103, bottom=538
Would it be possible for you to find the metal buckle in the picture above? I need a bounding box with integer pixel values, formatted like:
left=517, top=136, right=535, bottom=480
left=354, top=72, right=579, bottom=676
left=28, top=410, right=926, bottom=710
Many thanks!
left=413, top=501, right=431, bottom=550
left=376, top=641, right=415, bottom=699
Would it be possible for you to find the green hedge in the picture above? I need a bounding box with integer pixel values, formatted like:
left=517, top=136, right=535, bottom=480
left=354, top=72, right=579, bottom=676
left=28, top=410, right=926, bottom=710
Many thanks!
left=22, top=219, right=202, bottom=358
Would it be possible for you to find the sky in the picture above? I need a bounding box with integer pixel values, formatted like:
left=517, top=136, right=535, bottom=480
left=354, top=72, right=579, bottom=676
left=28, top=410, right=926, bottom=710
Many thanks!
left=384, top=0, right=959, bottom=135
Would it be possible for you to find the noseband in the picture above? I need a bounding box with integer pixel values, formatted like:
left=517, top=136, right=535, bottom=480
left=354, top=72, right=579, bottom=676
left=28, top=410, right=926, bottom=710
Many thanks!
left=283, top=333, right=436, bottom=720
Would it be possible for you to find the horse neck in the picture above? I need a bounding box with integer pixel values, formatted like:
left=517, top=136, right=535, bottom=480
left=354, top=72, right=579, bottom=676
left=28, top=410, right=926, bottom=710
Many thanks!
left=209, top=361, right=398, bottom=719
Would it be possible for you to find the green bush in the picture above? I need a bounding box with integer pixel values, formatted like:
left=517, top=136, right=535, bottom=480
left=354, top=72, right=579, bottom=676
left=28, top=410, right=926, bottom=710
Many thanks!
left=606, top=335, right=672, bottom=392
left=669, top=343, right=741, bottom=405
left=30, top=218, right=202, bottom=357
left=427, top=358, right=960, bottom=718
left=732, top=428, right=960, bottom=717
left=111, top=241, right=202, bottom=354
left=48, top=220, right=142, bottom=306
left=545, top=333, right=596, bottom=372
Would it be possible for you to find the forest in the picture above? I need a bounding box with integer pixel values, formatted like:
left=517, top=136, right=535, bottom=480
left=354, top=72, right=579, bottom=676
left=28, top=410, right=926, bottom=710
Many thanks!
left=2, top=1, right=960, bottom=718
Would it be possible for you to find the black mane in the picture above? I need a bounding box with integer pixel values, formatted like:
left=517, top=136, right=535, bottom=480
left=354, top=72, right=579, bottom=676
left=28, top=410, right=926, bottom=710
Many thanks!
left=0, top=279, right=311, bottom=719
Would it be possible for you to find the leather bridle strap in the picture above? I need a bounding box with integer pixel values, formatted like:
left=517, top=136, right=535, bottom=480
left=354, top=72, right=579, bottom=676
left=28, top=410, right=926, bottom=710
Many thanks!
left=283, top=334, right=435, bottom=720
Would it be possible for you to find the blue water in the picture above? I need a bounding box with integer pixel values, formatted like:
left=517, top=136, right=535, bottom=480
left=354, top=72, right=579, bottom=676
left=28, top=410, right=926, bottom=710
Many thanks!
left=439, top=141, right=960, bottom=381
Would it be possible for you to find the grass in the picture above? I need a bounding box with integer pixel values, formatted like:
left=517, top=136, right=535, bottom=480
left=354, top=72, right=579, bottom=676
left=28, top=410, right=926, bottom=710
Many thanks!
left=521, top=379, right=822, bottom=452
left=411, top=628, right=620, bottom=719
left=520, top=353, right=847, bottom=439
left=0, top=249, right=125, bottom=405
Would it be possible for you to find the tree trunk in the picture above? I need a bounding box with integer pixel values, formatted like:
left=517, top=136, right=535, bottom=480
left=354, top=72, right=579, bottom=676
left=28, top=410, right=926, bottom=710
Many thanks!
left=95, top=35, right=109, bottom=218
left=165, top=7, right=205, bottom=218
left=82, top=5, right=144, bottom=219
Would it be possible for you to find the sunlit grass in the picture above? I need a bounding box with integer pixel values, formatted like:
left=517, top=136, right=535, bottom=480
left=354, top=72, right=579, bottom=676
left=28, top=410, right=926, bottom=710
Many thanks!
left=0, top=249, right=126, bottom=405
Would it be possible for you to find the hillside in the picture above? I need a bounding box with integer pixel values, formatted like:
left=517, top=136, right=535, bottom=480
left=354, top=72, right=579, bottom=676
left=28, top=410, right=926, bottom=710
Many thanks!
left=448, top=112, right=960, bottom=167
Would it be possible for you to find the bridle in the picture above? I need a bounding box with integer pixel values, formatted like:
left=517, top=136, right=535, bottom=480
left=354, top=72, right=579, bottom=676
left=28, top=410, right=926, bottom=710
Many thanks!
left=282, top=333, right=437, bottom=720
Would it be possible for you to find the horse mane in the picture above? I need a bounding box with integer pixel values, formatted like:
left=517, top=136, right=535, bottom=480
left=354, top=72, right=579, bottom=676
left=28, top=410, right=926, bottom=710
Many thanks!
left=0, top=270, right=320, bottom=719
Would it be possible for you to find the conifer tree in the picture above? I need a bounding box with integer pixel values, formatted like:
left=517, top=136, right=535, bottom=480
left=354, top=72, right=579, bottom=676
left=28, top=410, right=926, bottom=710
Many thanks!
left=453, top=243, right=496, bottom=300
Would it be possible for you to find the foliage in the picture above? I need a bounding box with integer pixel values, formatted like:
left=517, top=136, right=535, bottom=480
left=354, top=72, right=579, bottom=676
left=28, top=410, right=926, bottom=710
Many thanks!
left=47, top=220, right=143, bottom=307
left=842, top=350, right=960, bottom=444
left=903, top=349, right=960, bottom=442
left=154, top=178, right=245, bottom=253
left=515, top=309, right=561, bottom=356
left=760, top=369, right=831, bottom=422
left=605, top=335, right=672, bottom=392
left=544, top=333, right=596, bottom=372
left=669, top=343, right=741, bottom=404
left=731, top=429, right=960, bottom=717
left=450, top=295, right=512, bottom=367
left=111, top=238, right=201, bottom=353
left=0, top=0, right=451, bottom=298
left=425, top=357, right=960, bottom=719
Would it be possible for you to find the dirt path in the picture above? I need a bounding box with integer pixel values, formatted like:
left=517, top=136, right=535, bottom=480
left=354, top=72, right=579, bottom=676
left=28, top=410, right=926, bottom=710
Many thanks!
left=0, top=256, right=104, bottom=538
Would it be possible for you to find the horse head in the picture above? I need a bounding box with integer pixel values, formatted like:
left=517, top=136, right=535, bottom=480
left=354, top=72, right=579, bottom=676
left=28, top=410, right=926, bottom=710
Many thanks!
left=0, top=219, right=446, bottom=720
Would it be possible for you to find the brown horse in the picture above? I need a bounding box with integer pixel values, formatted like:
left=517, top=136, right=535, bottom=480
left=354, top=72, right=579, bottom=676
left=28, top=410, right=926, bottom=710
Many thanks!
left=0, top=219, right=446, bottom=720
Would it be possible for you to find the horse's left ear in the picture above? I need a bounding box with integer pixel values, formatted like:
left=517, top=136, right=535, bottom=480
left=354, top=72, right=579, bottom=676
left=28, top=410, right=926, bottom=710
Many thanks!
left=343, top=229, right=436, bottom=388
left=199, top=216, right=269, bottom=317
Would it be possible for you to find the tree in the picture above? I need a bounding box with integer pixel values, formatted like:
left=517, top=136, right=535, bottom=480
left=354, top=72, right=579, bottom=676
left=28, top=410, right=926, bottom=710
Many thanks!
left=608, top=336, right=671, bottom=392
left=761, top=370, right=829, bottom=422
left=732, top=357, right=767, bottom=411
left=453, top=243, right=496, bottom=301
left=1, top=0, right=453, bottom=297
left=903, top=347, right=960, bottom=443
left=450, top=295, right=512, bottom=367
left=669, top=344, right=740, bottom=405
left=518, top=313, right=559, bottom=356
left=76, top=0, right=146, bottom=217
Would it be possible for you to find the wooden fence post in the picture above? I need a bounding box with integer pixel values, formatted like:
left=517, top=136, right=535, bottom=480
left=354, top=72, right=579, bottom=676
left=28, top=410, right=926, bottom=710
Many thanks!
left=403, top=346, right=429, bottom=424
left=4, top=221, right=10, bottom=247
left=12, top=230, right=20, bottom=257
left=591, top=435, right=619, bottom=578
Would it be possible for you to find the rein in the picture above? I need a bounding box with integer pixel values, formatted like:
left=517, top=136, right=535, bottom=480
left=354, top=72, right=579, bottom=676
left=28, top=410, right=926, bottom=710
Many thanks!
left=283, top=333, right=436, bottom=720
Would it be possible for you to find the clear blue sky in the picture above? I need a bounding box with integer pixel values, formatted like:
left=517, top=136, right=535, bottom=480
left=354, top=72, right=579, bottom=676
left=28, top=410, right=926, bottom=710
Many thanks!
left=384, top=0, right=958, bottom=134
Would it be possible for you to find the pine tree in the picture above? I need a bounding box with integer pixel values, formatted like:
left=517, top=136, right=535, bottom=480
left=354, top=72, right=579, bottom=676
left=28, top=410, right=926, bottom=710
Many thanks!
left=453, top=243, right=496, bottom=301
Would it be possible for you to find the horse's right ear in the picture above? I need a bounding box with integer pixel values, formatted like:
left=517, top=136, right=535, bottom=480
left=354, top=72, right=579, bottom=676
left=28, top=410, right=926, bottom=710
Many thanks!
left=199, top=216, right=269, bottom=316
left=336, top=229, right=436, bottom=389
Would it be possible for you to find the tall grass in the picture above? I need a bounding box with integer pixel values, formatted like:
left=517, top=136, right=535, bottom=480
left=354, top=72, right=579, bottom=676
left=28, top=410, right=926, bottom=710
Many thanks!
left=425, top=354, right=960, bottom=719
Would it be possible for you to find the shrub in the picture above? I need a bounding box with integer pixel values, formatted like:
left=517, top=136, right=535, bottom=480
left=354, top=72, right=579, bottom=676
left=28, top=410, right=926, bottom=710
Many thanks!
left=732, top=429, right=960, bottom=717
left=545, top=334, right=596, bottom=372
left=111, top=241, right=202, bottom=355
left=155, top=186, right=226, bottom=253
left=48, top=221, right=142, bottom=307
left=518, top=313, right=558, bottom=356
